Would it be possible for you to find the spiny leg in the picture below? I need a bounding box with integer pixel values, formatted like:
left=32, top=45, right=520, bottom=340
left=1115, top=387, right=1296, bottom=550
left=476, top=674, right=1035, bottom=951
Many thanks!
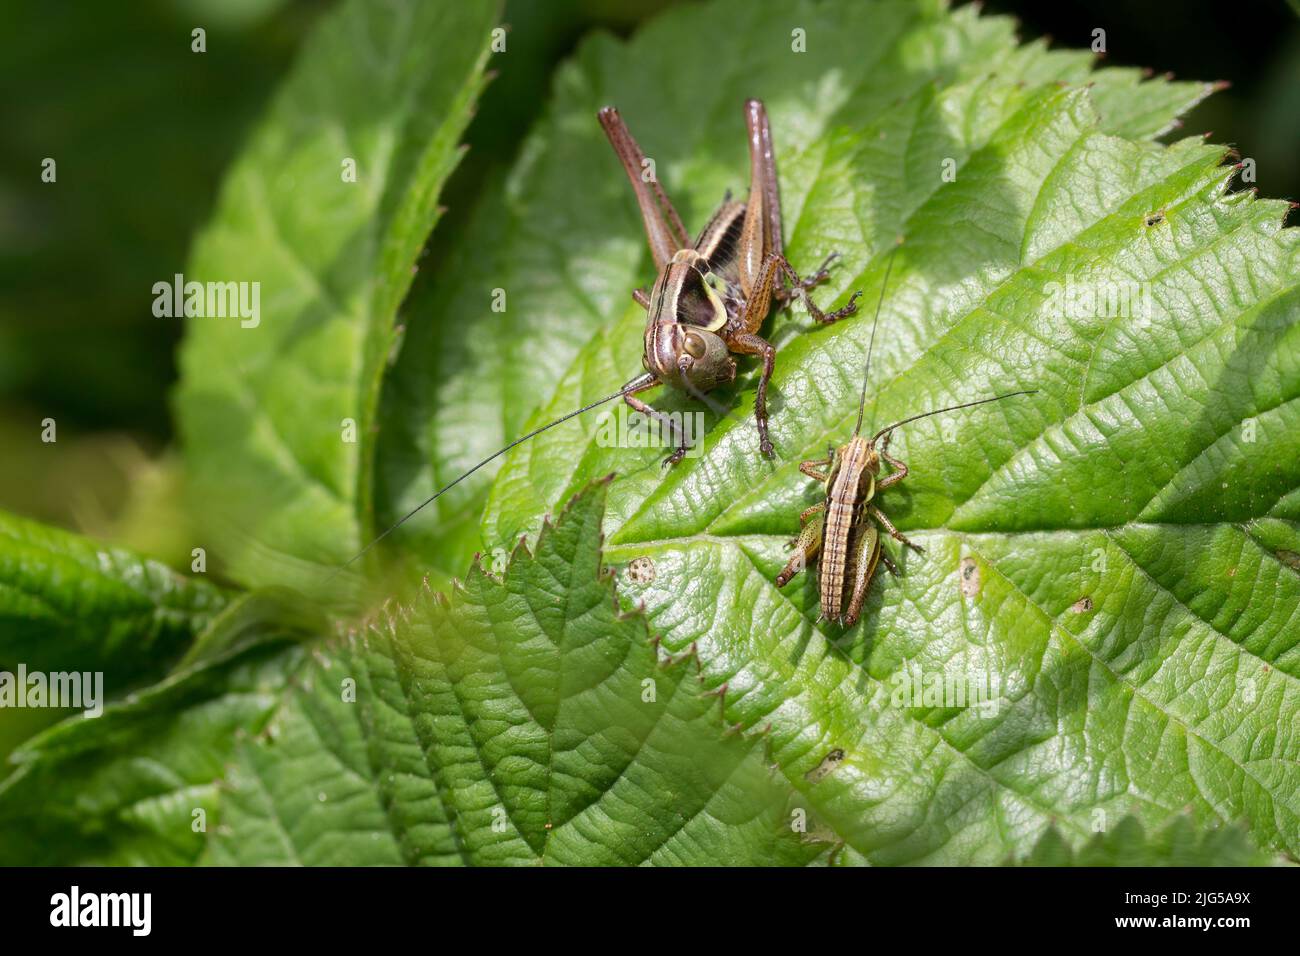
left=726, top=250, right=792, bottom=459
left=868, top=504, right=924, bottom=555
left=798, top=502, right=825, bottom=525
left=875, top=429, right=910, bottom=490
left=800, top=458, right=830, bottom=482
left=775, top=254, right=862, bottom=325
left=736, top=99, right=783, bottom=297
left=633, top=287, right=650, bottom=309
left=877, top=458, right=908, bottom=491
left=868, top=428, right=904, bottom=572
left=622, top=374, right=689, bottom=466
left=734, top=100, right=856, bottom=322
left=799, top=444, right=836, bottom=482
left=777, top=508, right=823, bottom=587
left=729, top=330, right=777, bottom=458
left=773, top=251, right=838, bottom=304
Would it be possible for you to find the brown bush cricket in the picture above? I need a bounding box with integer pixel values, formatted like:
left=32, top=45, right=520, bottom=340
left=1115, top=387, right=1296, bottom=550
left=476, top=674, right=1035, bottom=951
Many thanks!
left=600, top=98, right=862, bottom=464
left=775, top=243, right=1035, bottom=627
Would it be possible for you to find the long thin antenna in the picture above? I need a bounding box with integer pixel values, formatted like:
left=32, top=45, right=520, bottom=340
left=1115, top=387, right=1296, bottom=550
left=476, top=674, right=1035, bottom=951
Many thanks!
left=871, top=390, right=1038, bottom=442
left=332, top=383, right=636, bottom=578
left=854, top=238, right=903, bottom=436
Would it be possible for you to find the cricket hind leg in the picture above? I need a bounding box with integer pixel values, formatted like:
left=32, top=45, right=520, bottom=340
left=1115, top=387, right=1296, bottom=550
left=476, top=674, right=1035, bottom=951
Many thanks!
left=747, top=100, right=783, bottom=261
left=597, top=107, right=689, bottom=270
left=736, top=100, right=860, bottom=323
left=735, top=99, right=784, bottom=297
left=777, top=507, right=823, bottom=587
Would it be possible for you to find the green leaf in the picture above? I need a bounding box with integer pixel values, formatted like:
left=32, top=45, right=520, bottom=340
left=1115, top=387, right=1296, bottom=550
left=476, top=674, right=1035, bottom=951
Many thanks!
left=1019, top=816, right=1275, bottom=867
left=464, top=4, right=1299, bottom=863
left=176, top=0, right=500, bottom=596
left=207, top=480, right=820, bottom=865
left=374, top=0, right=1212, bottom=585
left=11, top=0, right=1290, bottom=869
left=0, top=591, right=320, bottom=865
left=0, top=509, right=225, bottom=684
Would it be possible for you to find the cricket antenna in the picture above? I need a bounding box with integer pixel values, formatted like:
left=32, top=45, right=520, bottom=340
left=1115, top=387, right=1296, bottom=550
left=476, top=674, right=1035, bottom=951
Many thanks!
left=854, top=237, right=903, bottom=436
left=871, top=390, right=1038, bottom=442
left=329, top=382, right=637, bottom=580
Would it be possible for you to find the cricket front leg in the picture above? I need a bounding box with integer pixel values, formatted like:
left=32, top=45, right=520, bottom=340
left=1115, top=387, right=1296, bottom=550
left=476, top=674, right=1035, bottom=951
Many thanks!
left=876, top=432, right=910, bottom=491
left=776, top=507, right=823, bottom=587
left=868, top=504, right=924, bottom=555
left=728, top=330, right=776, bottom=458
left=799, top=453, right=832, bottom=483
left=621, top=372, right=690, bottom=466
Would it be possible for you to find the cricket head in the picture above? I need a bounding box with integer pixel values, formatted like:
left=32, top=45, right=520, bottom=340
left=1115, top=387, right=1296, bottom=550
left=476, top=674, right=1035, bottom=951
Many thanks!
left=644, top=252, right=737, bottom=392
left=826, top=436, right=880, bottom=492
left=646, top=322, right=737, bottom=393
left=864, top=435, right=884, bottom=474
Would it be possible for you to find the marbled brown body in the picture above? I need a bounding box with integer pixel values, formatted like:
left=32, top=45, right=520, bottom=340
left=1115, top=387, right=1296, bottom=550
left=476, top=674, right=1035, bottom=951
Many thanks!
left=820, top=436, right=875, bottom=619
left=777, top=429, right=919, bottom=627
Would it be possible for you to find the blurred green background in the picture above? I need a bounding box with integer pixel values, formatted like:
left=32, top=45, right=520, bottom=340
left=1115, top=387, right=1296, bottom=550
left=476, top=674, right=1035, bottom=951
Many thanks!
left=0, top=0, right=1296, bottom=757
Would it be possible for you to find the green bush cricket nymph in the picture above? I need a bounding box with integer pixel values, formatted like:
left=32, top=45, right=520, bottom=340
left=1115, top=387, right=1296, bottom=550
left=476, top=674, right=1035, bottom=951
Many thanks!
left=776, top=242, right=1035, bottom=627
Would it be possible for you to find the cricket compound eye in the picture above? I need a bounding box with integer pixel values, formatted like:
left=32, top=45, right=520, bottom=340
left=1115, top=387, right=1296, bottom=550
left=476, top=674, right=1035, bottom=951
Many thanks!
left=668, top=327, right=733, bottom=392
